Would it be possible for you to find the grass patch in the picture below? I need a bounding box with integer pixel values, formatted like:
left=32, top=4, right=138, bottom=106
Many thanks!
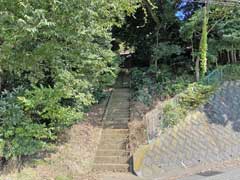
left=55, top=175, right=73, bottom=180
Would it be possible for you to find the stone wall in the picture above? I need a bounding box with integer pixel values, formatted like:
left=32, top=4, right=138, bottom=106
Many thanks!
left=142, top=101, right=164, bottom=141
left=133, top=81, right=240, bottom=179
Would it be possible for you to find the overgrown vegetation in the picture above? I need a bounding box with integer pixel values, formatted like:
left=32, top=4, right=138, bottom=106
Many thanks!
left=131, top=66, right=194, bottom=105
left=161, top=83, right=215, bottom=128
left=161, top=64, right=240, bottom=129
left=0, top=0, right=140, bottom=162
left=119, top=0, right=240, bottom=130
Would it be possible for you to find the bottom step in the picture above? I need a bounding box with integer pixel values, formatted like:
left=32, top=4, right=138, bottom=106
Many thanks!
left=93, top=163, right=130, bottom=172
left=95, top=155, right=129, bottom=164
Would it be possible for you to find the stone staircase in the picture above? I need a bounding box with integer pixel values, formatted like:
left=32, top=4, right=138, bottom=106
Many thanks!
left=93, top=72, right=131, bottom=172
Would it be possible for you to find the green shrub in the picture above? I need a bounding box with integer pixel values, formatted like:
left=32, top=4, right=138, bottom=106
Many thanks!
left=178, top=83, right=215, bottom=109
left=161, top=102, right=187, bottom=128
left=131, top=68, right=155, bottom=105
left=157, top=75, right=194, bottom=98
left=161, top=83, right=215, bottom=128
left=0, top=88, right=51, bottom=159
left=131, top=67, right=194, bottom=105
left=223, top=64, right=240, bottom=81
left=18, top=85, right=83, bottom=132
left=134, top=89, right=153, bottom=106
left=0, top=83, right=89, bottom=160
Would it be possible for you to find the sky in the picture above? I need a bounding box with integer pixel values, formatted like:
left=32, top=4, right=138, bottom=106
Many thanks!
left=175, top=0, right=195, bottom=20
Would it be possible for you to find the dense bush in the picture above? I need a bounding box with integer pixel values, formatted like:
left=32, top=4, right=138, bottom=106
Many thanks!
left=131, top=68, right=155, bottom=105
left=223, top=64, right=240, bottom=81
left=161, top=83, right=215, bottom=128
left=0, top=88, right=51, bottom=159
left=131, top=67, right=194, bottom=105
left=0, top=0, right=140, bottom=161
left=19, top=86, right=83, bottom=131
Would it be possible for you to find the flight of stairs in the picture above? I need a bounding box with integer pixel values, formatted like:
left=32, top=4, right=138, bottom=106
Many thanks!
left=93, top=74, right=131, bottom=172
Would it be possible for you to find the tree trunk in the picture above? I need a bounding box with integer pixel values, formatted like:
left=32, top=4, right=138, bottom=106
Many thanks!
left=143, top=0, right=161, bottom=68
left=233, top=50, right=237, bottom=63
left=227, top=51, right=231, bottom=64
left=195, top=57, right=200, bottom=81
left=0, top=68, right=2, bottom=92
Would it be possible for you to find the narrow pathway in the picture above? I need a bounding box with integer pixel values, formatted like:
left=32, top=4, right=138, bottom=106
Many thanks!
left=93, top=71, right=131, bottom=172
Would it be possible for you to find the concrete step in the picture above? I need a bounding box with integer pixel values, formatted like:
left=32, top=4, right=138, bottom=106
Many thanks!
left=109, top=104, right=130, bottom=107
left=106, top=111, right=130, bottom=115
left=95, top=156, right=129, bottom=164
left=112, top=92, right=129, bottom=96
left=114, top=88, right=130, bottom=92
left=111, top=99, right=129, bottom=102
left=103, top=118, right=129, bottom=125
left=103, top=122, right=129, bottom=127
left=103, top=123, right=128, bottom=129
left=107, top=107, right=130, bottom=111
left=96, top=150, right=130, bottom=157
left=111, top=96, right=129, bottom=99
left=109, top=99, right=129, bottom=102
left=99, top=138, right=128, bottom=145
left=103, top=129, right=129, bottom=135
left=111, top=98, right=129, bottom=101
left=101, top=134, right=128, bottom=141
left=108, top=102, right=129, bottom=105
left=107, top=110, right=130, bottom=114
left=108, top=107, right=130, bottom=111
left=104, top=121, right=129, bottom=126
left=112, top=91, right=129, bottom=93
left=93, top=163, right=130, bottom=172
left=104, top=121, right=129, bottom=124
left=98, top=141, right=127, bottom=150
left=106, top=116, right=130, bottom=120
left=107, top=108, right=130, bottom=113
left=111, top=94, right=129, bottom=96
left=108, top=111, right=130, bottom=115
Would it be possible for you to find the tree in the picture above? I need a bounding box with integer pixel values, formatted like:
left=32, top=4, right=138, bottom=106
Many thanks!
left=180, top=1, right=240, bottom=80
left=113, top=0, right=182, bottom=68
left=0, top=0, right=140, bottom=160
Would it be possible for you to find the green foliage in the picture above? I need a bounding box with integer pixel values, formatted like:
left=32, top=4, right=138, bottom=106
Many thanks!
left=18, top=86, right=83, bottom=131
left=202, top=64, right=240, bottom=85
left=180, top=9, right=203, bottom=41
left=223, top=64, right=240, bottom=81
left=0, top=88, right=51, bottom=159
left=161, top=83, right=215, bottom=128
left=156, top=66, right=194, bottom=98
left=152, top=42, right=183, bottom=64
left=181, top=5, right=240, bottom=72
left=131, top=68, right=154, bottom=105
left=113, top=0, right=181, bottom=65
left=131, top=67, right=194, bottom=105
left=0, top=0, right=140, bottom=161
left=161, top=102, right=187, bottom=128
left=178, top=83, right=215, bottom=109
